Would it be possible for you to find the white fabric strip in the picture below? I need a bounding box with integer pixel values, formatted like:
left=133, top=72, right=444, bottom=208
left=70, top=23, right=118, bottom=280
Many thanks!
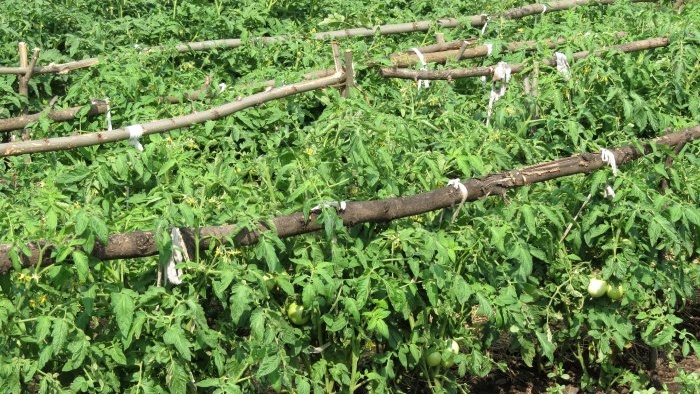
left=410, top=47, right=430, bottom=89
left=125, top=124, right=144, bottom=152
left=311, top=201, right=347, bottom=213
left=600, top=148, right=618, bottom=176
left=105, top=97, right=112, bottom=132
left=166, top=227, right=187, bottom=285
left=554, top=52, right=570, bottom=80
left=486, top=62, right=512, bottom=127
left=446, top=179, right=469, bottom=222
left=480, top=15, right=490, bottom=35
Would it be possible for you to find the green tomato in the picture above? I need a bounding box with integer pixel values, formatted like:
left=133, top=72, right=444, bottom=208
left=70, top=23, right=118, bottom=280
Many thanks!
left=606, top=284, right=625, bottom=300
left=426, top=351, right=441, bottom=367
left=587, top=278, right=609, bottom=298
left=262, top=274, right=276, bottom=291
left=287, top=302, right=309, bottom=325
left=442, top=340, right=459, bottom=367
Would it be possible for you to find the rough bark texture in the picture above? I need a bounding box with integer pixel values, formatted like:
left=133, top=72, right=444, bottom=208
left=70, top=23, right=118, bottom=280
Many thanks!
left=0, top=71, right=347, bottom=157
left=380, top=37, right=670, bottom=80
left=0, top=58, right=99, bottom=75
left=1, top=125, right=697, bottom=273
left=389, top=32, right=628, bottom=67
left=0, top=103, right=109, bottom=132
left=146, top=0, right=656, bottom=53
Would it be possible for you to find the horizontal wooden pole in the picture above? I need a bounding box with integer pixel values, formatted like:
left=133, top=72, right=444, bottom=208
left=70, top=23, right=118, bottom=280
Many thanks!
left=0, top=70, right=346, bottom=156
left=0, top=124, right=697, bottom=273
left=148, top=0, right=655, bottom=53
left=0, top=102, right=108, bottom=132
left=0, top=58, right=99, bottom=75
left=380, top=37, right=670, bottom=80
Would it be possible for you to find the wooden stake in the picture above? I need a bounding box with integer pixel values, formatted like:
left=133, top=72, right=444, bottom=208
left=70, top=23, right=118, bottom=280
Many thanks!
left=342, top=50, right=354, bottom=98
left=18, top=42, right=28, bottom=99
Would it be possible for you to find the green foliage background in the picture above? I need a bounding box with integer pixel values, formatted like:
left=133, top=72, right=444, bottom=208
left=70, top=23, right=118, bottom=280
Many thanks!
left=0, top=0, right=699, bottom=392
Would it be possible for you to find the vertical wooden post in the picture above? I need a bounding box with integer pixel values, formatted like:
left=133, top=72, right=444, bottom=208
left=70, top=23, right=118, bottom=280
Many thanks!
left=342, top=50, right=353, bottom=98
left=18, top=42, right=28, bottom=99
left=331, top=41, right=341, bottom=72
left=18, top=45, right=41, bottom=141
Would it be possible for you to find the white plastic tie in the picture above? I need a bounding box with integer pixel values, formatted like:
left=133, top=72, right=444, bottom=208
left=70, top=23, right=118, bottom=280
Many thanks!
left=104, top=97, right=112, bottom=132
left=601, top=148, right=619, bottom=198
left=311, top=201, right=347, bottom=213
left=485, top=43, right=493, bottom=56
left=165, top=227, right=187, bottom=286
left=218, top=83, right=227, bottom=92
left=125, top=124, right=144, bottom=152
left=486, top=62, right=512, bottom=127
left=480, top=15, right=490, bottom=35
left=410, top=47, right=430, bottom=89
left=540, top=4, right=547, bottom=14
left=554, top=52, right=570, bottom=80
left=447, top=179, right=468, bottom=203
left=600, top=148, right=618, bottom=176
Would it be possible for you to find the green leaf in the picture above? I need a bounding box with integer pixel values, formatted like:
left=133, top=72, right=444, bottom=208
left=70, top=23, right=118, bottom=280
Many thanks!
left=344, top=298, right=360, bottom=324
left=90, top=216, right=109, bottom=244
left=295, top=376, right=311, bottom=394
left=535, top=329, right=555, bottom=362
left=213, top=270, right=235, bottom=300
left=249, top=308, right=265, bottom=341
left=355, top=276, right=371, bottom=309
left=518, top=337, right=536, bottom=367
left=37, top=344, right=53, bottom=370
left=521, top=205, right=537, bottom=236
left=62, top=335, right=90, bottom=371
left=167, top=360, right=189, bottom=394
left=163, top=325, right=192, bottom=361
left=72, top=250, right=89, bottom=283
left=257, top=353, right=280, bottom=377
left=35, top=316, right=52, bottom=343
left=196, top=378, right=221, bottom=388
left=111, top=290, right=135, bottom=339
left=105, top=344, right=127, bottom=365
left=51, top=318, right=69, bottom=355
left=45, top=209, right=58, bottom=233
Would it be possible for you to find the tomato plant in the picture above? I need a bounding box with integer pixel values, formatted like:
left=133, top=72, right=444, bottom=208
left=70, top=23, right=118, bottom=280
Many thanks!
left=0, top=0, right=698, bottom=393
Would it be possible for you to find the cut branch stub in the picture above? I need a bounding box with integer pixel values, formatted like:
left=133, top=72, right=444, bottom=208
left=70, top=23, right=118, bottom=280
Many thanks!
left=0, top=125, right=697, bottom=273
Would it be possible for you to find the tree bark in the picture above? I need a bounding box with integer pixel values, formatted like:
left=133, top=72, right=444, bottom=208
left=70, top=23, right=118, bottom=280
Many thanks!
left=145, top=0, right=656, bottom=53
left=380, top=37, right=670, bottom=80
left=1, top=125, right=697, bottom=273
left=0, top=102, right=109, bottom=132
left=0, top=70, right=347, bottom=157
left=0, top=58, right=98, bottom=75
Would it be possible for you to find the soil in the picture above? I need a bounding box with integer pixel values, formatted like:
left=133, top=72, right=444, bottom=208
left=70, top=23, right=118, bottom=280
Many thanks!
left=466, top=353, right=700, bottom=394
left=464, top=304, right=700, bottom=394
